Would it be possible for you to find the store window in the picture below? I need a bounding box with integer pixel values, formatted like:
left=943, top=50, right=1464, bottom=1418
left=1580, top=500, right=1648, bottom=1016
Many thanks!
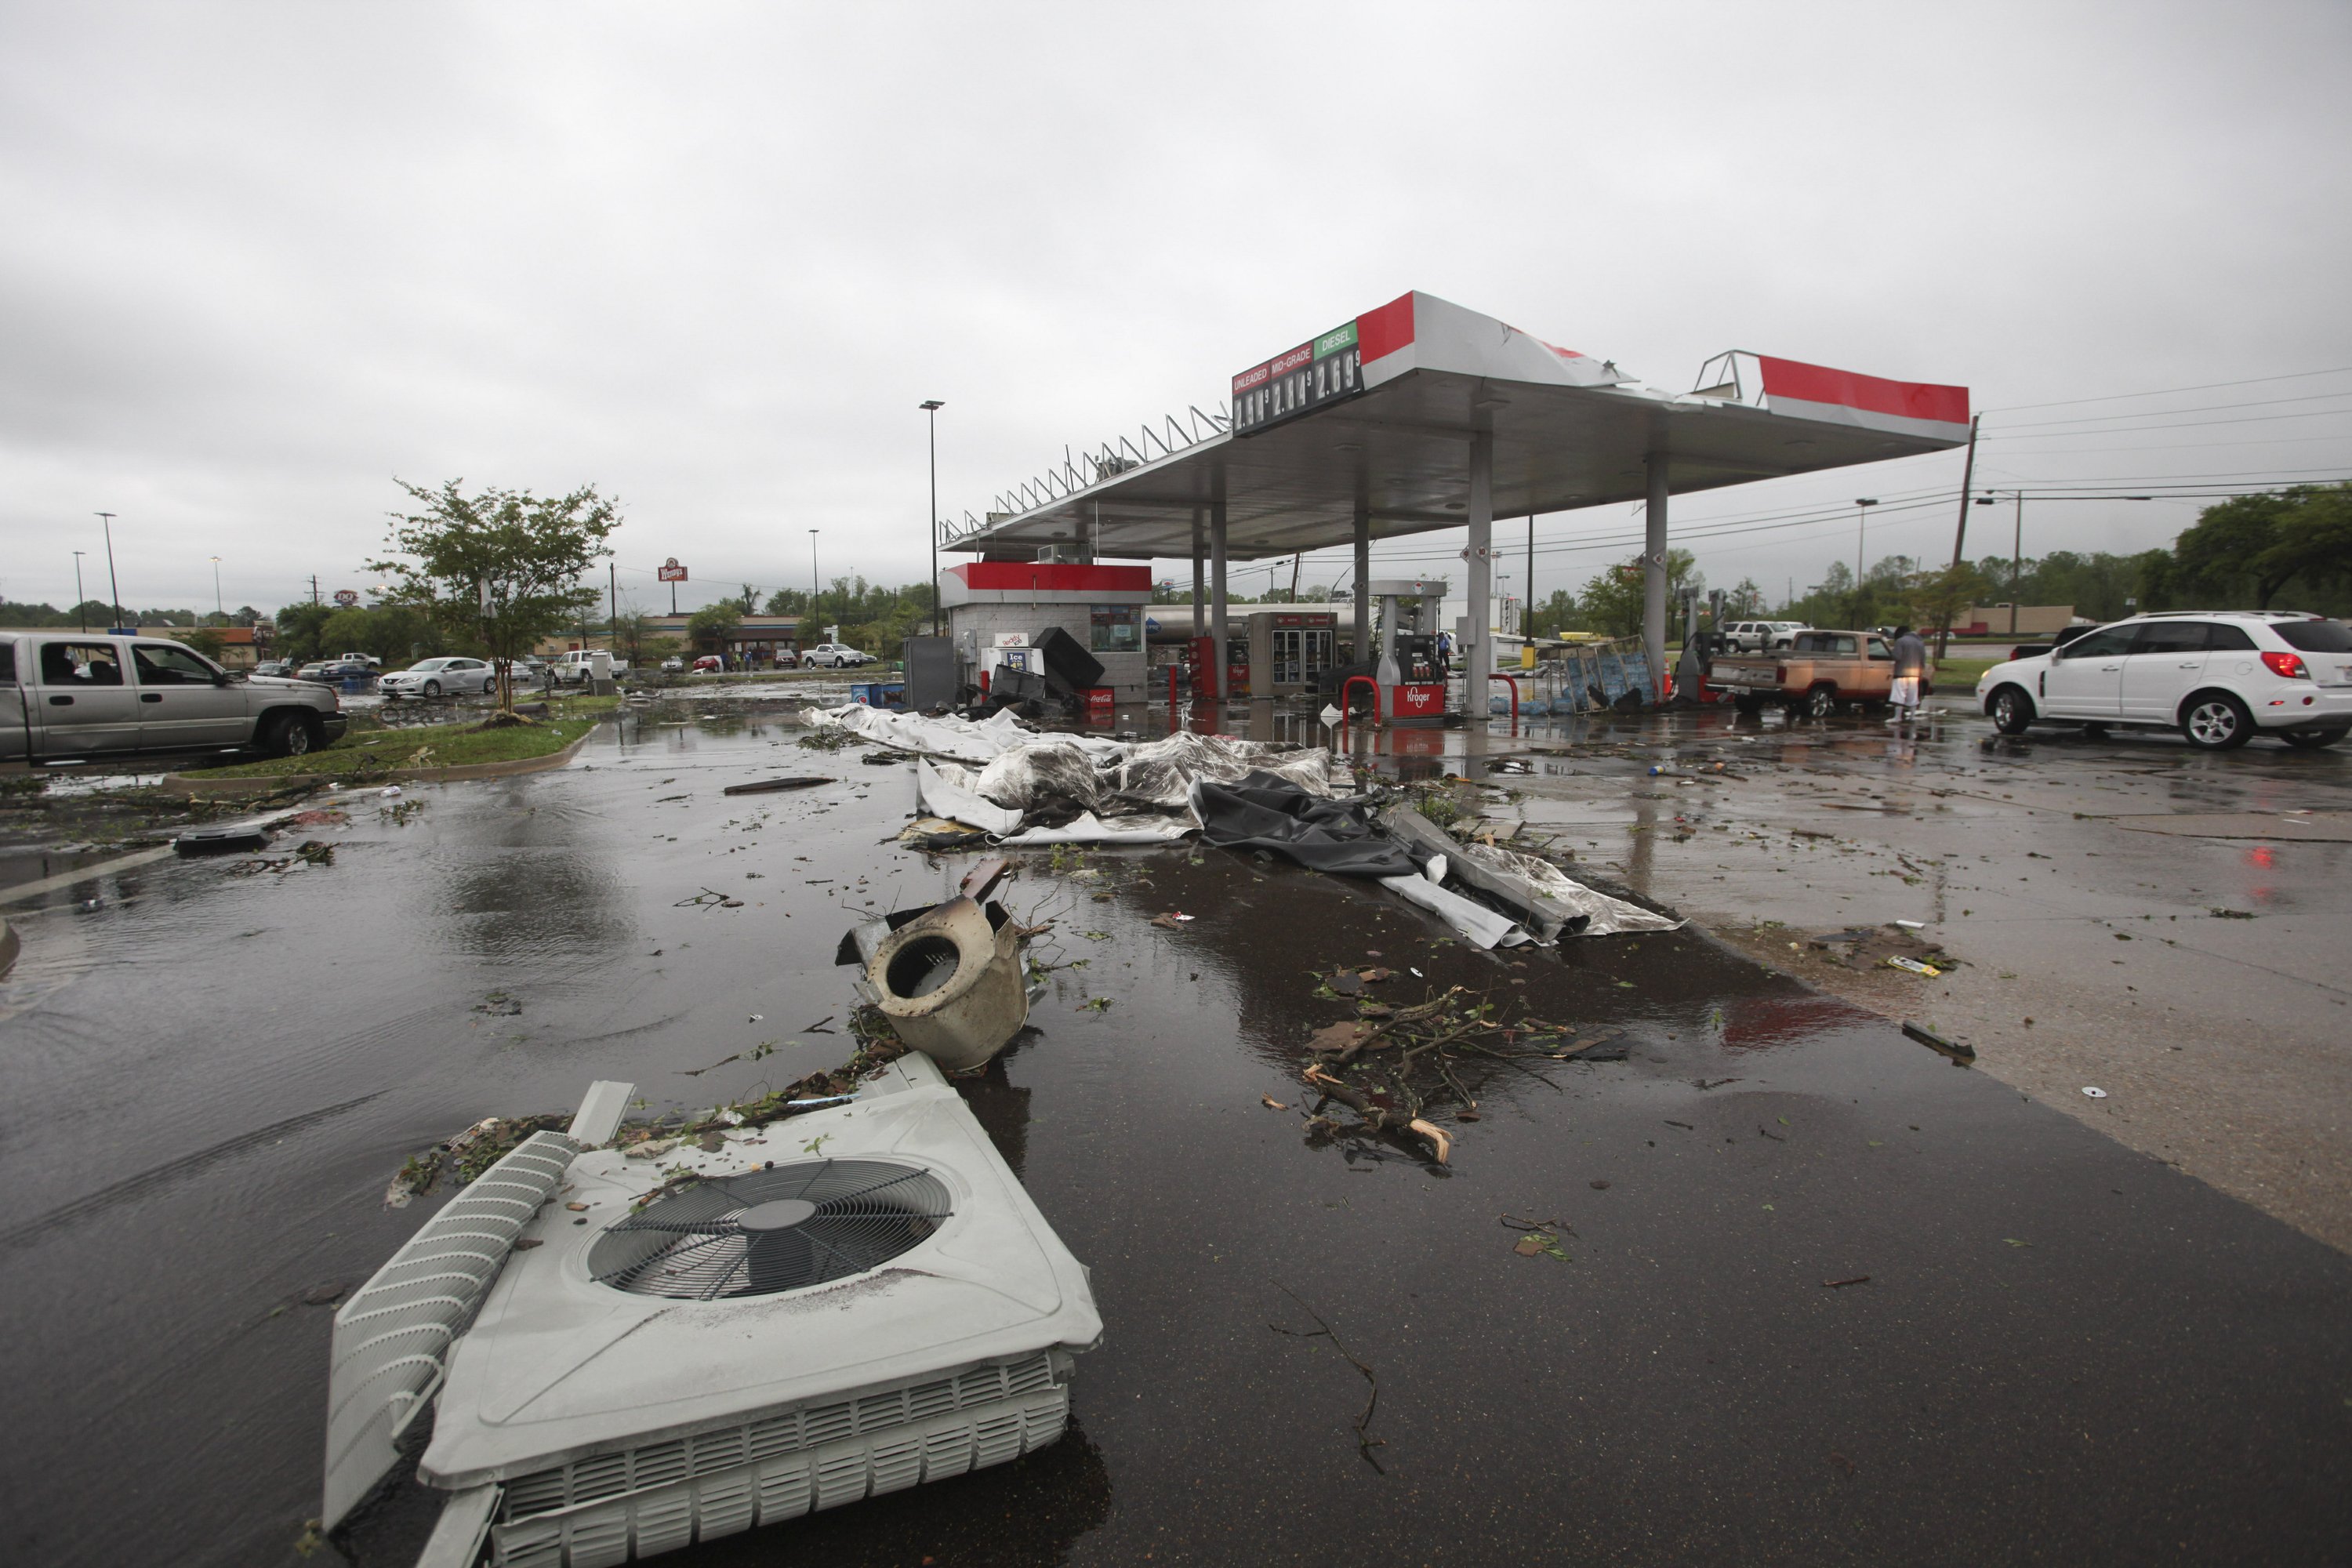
left=1090, top=604, right=1138, bottom=653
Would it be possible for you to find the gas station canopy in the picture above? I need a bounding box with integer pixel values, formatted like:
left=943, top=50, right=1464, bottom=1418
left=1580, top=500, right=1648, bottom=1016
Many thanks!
left=949, top=291, right=1970, bottom=562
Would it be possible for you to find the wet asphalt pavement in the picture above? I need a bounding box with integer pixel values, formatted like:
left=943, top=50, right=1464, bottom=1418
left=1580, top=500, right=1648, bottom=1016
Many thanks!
left=2, top=702, right=2349, bottom=1566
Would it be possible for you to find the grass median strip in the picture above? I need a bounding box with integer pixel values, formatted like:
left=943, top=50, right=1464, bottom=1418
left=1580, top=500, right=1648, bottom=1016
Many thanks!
left=185, top=704, right=608, bottom=779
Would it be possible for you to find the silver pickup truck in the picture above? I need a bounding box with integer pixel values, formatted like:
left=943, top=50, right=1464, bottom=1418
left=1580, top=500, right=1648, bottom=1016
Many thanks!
left=1, top=632, right=348, bottom=760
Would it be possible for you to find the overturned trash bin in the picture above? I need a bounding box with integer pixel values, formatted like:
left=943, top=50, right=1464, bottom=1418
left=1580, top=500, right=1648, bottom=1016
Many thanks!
left=867, top=896, right=1028, bottom=1073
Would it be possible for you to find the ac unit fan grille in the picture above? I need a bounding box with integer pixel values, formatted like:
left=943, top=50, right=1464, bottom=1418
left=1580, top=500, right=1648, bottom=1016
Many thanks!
left=587, top=1159, right=952, bottom=1300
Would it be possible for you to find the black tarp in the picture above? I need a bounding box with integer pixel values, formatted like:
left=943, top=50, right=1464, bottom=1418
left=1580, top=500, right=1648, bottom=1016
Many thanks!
left=1031, top=626, right=1105, bottom=694
left=1189, top=771, right=1421, bottom=877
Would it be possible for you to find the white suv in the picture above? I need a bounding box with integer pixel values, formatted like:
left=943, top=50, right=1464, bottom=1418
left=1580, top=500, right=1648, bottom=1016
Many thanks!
left=1976, top=612, right=2352, bottom=750
left=1722, top=620, right=1807, bottom=653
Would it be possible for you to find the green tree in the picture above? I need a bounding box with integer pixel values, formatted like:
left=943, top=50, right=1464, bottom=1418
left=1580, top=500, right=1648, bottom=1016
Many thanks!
left=687, top=601, right=741, bottom=659
left=2257, top=481, right=2352, bottom=598
left=1901, top=561, right=1990, bottom=649
left=1727, top=578, right=1763, bottom=619
left=1578, top=550, right=1696, bottom=637
left=370, top=479, right=620, bottom=713
left=2173, top=492, right=2299, bottom=608
left=1526, top=589, right=1581, bottom=638
left=180, top=626, right=229, bottom=660
left=274, top=601, right=335, bottom=662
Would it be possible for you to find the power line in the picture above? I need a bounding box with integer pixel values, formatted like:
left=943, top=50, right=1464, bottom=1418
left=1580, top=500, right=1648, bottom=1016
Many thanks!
left=1984, top=365, right=2352, bottom=415
left=1986, top=406, right=2352, bottom=441
left=1987, top=390, right=2352, bottom=434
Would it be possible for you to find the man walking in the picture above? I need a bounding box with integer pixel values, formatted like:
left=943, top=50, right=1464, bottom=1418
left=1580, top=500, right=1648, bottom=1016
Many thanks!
left=1889, top=624, right=1929, bottom=723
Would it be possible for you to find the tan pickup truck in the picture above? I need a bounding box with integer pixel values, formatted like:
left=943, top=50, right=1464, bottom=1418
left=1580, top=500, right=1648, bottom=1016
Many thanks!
left=1707, top=629, right=1900, bottom=717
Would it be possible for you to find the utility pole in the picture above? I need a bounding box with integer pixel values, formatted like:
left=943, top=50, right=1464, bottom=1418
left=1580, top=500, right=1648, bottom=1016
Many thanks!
left=96, top=513, right=122, bottom=629
left=2011, top=492, right=2025, bottom=637
left=1937, top=415, right=1980, bottom=659
left=311, top=575, right=321, bottom=606
left=210, top=556, right=224, bottom=622
left=809, top=529, right=821, bottom=638
left=920, top=400, right=945, bottom=636
left=608, top=562, right=618, bottom=652
left=72, top=551, right=87, bottom=630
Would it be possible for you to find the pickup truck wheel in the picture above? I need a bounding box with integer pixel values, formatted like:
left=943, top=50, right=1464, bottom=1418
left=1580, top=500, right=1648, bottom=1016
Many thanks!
left=1804, top=684, right=1838, bottom=720
left=1989, top=686, right=2035, bottom=735
left=423, top=679, right=442, bottom=698
left=262, top=711, right=318, bottom=758
left=2182, top=691, right=2253, bottom=750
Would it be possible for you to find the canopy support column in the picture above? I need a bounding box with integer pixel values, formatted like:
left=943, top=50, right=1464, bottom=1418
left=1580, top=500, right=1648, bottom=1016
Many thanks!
left=1210, top=500, right=1230, bottom=703
left=1352, top=509, right=1370, bottom=666
left=1191, top=516, right=1205, bottom=638
left=1644, top=455, right=1669, bottom=702
left=1467, top=430, right=1493, bottom=713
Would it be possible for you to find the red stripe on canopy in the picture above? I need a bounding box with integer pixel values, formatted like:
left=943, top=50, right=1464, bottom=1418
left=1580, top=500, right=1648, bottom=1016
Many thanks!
left=1356, top=292, right=1417, bottom=365
left=1757, top=356, right=1968, bottom=426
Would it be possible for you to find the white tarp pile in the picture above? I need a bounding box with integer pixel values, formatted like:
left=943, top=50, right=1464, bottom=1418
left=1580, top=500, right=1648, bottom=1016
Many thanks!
left=804, top=704, right=1338, bottom=844
left=800, top=704, right=1040, bottom=765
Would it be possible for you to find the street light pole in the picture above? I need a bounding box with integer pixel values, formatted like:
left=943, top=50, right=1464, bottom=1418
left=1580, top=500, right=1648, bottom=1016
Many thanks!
left=72, top=551, right=87, bottom=630
left=809, top=529, right=821, bottom=641
left=1854, top=498, right=1879, bottom=584
left=1976, top=490, right=2154, bottom=640
left=211, top=556, right=223, bottom=622
left=96, top=512, right=122, bottom=630
left=920, top=400, right=945, bottom=637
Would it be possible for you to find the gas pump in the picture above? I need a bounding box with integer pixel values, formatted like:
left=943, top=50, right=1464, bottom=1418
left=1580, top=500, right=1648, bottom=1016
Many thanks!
left=1185, top=634, right=1250, bottom=701
left=1369, top=578, right=1450, bottom=724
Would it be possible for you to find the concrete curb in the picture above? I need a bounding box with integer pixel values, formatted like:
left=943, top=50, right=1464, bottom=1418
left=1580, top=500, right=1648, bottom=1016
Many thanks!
left=158, top=723, right=601, bottom=797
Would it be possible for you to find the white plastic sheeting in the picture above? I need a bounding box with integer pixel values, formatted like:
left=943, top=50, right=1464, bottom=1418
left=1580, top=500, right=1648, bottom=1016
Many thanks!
left=1377, top=861, right=1534, bottom=949
left=997, top=813, right=1196, bottom=847
left=1450, top=839, right=1683, bottom=937
left=915, top=758, right=1025, bottom=836
left=811, top=706, right=1337, bottom=847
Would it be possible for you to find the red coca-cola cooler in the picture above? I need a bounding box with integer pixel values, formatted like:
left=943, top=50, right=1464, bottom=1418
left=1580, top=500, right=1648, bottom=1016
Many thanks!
left=1084, top=688, right=1115, bottom=724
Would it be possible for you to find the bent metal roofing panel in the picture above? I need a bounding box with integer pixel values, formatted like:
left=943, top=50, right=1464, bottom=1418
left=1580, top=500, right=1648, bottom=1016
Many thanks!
left=956, top=290, right=1969, bottom=563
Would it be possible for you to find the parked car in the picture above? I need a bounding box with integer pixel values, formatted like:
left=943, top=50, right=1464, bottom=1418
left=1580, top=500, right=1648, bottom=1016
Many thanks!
left=496, top=655, right=554, bottom=688
left=659, top=655, right=684, bottom=673
left=252, top=659, right=296, bottom=678
left=552, top=649, right=630, bottom=684
left=1721, top=620, right=1808, bottom=654
left=1708, top=629, right=1896, bottom=717
left=691, top=655, right=723, bottom=673
left=0, top=632, right=347, bottom=759
left=1976, top=612, right=2352, bottom=750
left=381, top=655, right=495, bottom=699
left=800, top=643, right=875, bottom=670
left=336, top=651, right=383, bottom=670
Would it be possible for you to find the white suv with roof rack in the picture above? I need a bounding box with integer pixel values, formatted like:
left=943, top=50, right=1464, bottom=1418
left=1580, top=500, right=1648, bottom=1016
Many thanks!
left=1974, top=611, right=2352, bottom=750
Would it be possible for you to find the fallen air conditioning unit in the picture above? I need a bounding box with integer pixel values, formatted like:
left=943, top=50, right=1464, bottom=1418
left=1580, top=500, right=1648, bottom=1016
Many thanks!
left=323, top=1056, right=1101, bottom=1567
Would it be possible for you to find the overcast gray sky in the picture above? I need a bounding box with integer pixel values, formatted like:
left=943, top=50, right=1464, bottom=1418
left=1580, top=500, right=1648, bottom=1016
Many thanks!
left=5, top=1, right=2349, bottom=619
